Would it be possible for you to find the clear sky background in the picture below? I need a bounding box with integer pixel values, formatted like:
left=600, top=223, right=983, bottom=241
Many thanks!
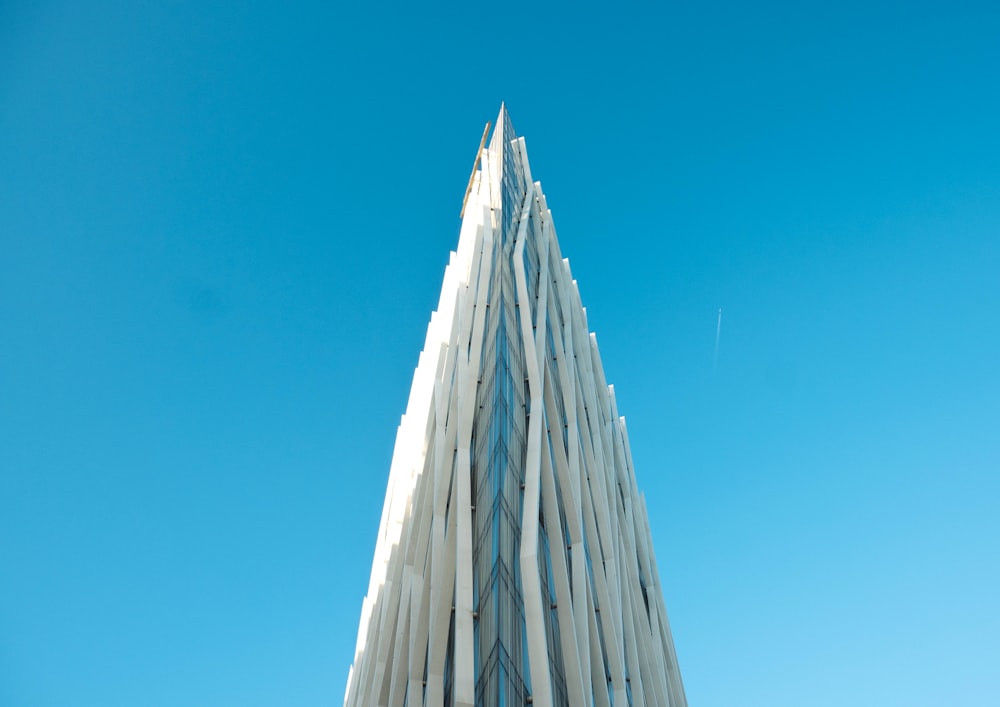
left=2, top=1, right=998, bottom=705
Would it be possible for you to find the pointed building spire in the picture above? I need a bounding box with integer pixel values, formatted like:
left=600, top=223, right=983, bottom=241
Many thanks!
left=344, top=113, right=687, bottom=707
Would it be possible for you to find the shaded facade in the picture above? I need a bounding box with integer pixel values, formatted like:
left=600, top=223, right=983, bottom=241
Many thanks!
left=345, top=108, right=686, bottom=707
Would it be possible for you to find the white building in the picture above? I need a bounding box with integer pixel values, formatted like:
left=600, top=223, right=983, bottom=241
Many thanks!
left=345, top=107, right=687, bottom=707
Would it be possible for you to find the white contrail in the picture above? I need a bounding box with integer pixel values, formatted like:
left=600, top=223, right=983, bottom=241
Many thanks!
left=714, top=308, right=722, bottom=368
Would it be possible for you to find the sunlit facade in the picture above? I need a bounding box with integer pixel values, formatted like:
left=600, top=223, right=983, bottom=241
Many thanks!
left=344, top=107, right=686, bottom=707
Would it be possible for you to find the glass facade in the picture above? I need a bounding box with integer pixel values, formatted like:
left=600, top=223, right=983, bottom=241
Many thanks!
left=470, top=109, right=534, bottom=706
left=465, top=109, right=575, bottom=707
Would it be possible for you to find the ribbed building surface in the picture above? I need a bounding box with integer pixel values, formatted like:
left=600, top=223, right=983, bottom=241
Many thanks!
left=345, top=107, right=686, bottom=707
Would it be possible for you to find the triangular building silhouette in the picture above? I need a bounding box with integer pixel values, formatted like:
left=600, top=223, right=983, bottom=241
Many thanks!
left=345, top=107, right=687, bottom=707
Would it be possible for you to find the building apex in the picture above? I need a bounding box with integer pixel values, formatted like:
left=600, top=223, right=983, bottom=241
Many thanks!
left=496, top=101, right=516, bottom=141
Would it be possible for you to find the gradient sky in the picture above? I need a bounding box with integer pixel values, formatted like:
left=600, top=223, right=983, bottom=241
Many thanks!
left=2, top=2, right=998, bottom=706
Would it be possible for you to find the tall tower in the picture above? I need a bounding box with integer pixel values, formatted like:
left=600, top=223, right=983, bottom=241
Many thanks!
left=345, top=107, right=686, bottom=707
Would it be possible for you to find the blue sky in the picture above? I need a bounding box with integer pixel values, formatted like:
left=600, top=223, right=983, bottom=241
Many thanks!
left=2, top=1, right=998, bottom=705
